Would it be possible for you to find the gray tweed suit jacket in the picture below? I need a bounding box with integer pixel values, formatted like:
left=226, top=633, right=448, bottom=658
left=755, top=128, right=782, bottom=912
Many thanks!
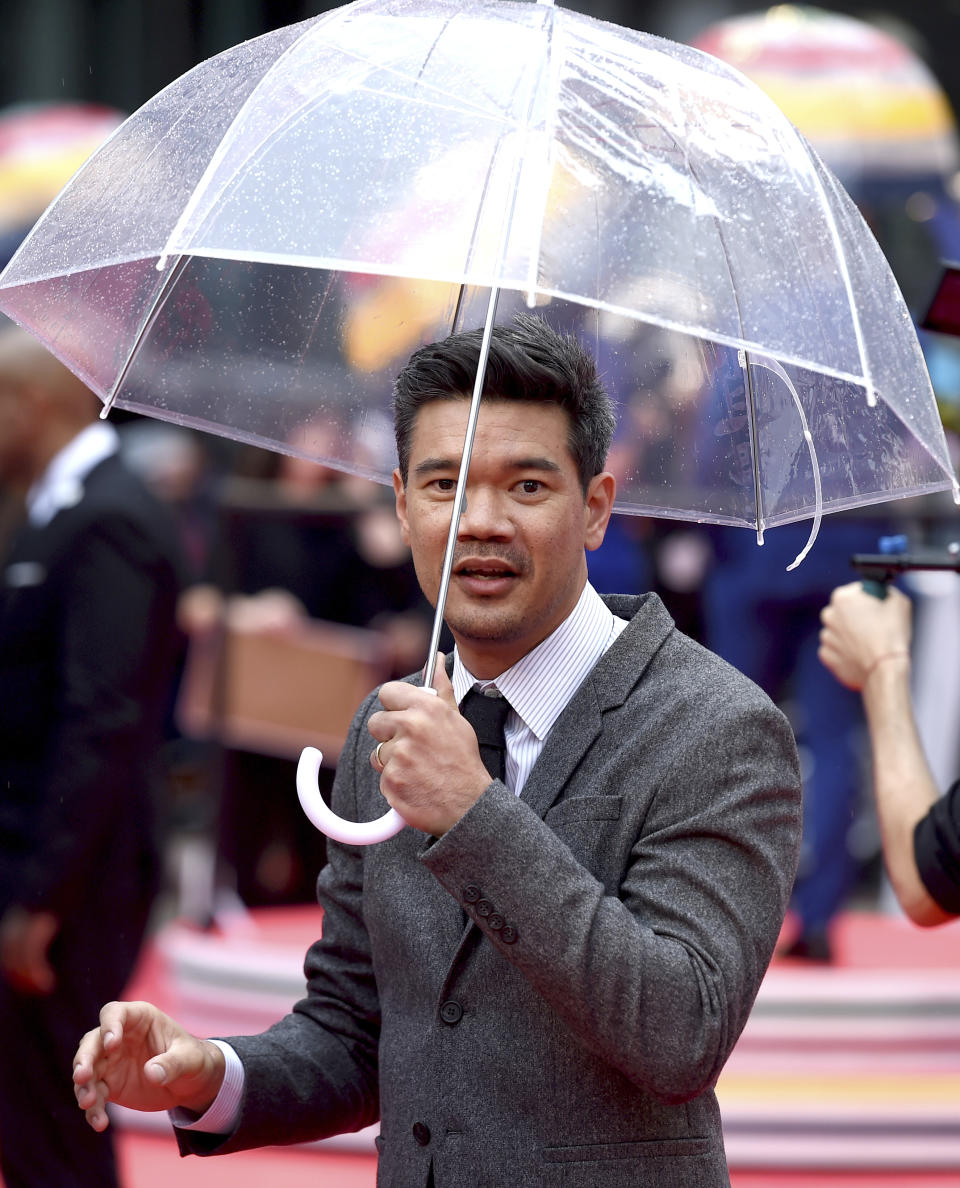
left=179, top=593, right=802, bottom=1187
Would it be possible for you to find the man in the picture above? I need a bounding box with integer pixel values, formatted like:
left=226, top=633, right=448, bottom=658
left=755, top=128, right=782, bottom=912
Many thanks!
left=0, top=326, right=184, bottom=1187
left=820, top=581, right=959, bottom=925
left=74, top=316, right=801, bottom=1187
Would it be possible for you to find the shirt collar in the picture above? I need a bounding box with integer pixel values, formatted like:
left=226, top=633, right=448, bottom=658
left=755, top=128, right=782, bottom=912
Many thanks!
left=26, top=421, right=119, bottom=528
left=452, top=582, right=621, bottom=741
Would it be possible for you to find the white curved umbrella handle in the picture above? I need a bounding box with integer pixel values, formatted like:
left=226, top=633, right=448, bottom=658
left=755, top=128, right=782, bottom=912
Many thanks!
left=297, top=747, right=407, bottom=845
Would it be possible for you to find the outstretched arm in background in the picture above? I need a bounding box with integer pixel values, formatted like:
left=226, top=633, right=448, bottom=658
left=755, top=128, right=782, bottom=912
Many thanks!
left=819, top=582, right=951, bottom=926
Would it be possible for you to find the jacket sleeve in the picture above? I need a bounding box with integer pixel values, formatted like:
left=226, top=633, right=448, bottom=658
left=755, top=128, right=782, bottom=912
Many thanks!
left=421, top=667, right=802, bottom=1105
left=177, top=690, right=383, bottom=1156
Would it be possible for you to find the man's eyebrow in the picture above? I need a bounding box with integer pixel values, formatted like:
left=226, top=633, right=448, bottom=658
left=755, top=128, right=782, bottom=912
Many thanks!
left=412, top=455, right=563, bottom=478
left=412, top=456, right=457, bottom=477
left=509, top=456, right=563, bottom=474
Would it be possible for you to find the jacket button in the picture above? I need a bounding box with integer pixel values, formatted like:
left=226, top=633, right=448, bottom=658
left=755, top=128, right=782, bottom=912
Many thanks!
left=476, top=899, right=493, bottom=917
left=439, top=1000, right=463, bottom=1025
left=487, top=913, right=505, bottom=931
left=463, top=885, right=481, bottom=904
left=412, top=1121, right=431, bottom=1146
left=501, top=925, right=518, bottom=944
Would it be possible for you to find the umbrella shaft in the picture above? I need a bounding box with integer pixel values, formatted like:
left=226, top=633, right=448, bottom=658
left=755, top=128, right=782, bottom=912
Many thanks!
left=422, top=285, right=502, bottom=689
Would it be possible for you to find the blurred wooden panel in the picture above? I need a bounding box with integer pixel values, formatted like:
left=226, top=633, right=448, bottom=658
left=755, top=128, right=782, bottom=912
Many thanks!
left=178, top=615, right=388, bottom=764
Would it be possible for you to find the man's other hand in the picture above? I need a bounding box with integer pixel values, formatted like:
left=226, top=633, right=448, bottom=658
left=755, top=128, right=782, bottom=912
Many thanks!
left=72, top=1001, right=226, bottom=1132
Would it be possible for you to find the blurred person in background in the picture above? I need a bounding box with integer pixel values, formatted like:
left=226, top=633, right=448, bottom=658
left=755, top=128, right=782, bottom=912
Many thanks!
left=701, top=519, right=889, bottom=963
left=118, top=420, right=219, bottom=588
left=820, top=581, right=959, bottom=926
left=175, top=419, right=435, bottom=909
left=0, top=326, right=185, bottom=1187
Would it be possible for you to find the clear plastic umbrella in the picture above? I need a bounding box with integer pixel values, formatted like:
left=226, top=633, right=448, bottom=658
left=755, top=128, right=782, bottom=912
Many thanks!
left=1, top=0, right=956, bottom=843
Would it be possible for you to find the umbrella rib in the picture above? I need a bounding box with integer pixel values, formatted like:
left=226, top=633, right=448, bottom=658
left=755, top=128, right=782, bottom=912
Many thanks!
left=711, top=64, right=879, bottom=407
left=20, top=243, right=877, bottom=394
left=739, top=348, right=766, bottom=543
left=521, top=5, right=559, bottom=305
left=98, top=254, right=191, bottom=420
left=799, top=150, right=877, bottom=406
left=762, top=478, right=956, bottom=527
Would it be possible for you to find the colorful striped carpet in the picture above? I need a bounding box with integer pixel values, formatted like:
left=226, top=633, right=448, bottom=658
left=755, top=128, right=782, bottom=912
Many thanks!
left=109, top=905, right=960, bottom=1180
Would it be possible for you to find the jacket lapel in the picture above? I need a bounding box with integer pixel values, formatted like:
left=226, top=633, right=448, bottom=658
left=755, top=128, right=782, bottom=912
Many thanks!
left=518, top=593, right=675, bottom=821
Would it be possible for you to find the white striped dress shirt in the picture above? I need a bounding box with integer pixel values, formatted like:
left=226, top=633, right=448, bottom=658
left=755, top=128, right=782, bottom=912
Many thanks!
left=452, top=582, right=628, bottom=796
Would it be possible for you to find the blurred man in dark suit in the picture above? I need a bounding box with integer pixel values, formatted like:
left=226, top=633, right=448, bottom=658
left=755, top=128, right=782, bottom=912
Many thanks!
left=0, top=326, right=184, bottom=1187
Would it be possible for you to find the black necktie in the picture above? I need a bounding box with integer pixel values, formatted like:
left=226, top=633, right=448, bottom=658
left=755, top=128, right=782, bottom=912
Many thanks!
left=460, top=687, right=511, bottom=784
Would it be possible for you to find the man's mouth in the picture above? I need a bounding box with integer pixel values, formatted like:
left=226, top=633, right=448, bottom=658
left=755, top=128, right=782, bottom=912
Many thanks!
left=451, top=554, right=525, bottom=595
left=455, top=559, right=518, bottom=580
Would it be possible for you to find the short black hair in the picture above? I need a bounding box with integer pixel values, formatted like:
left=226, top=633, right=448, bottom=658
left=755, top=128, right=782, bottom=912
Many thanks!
left=392, top=314, right=615, bottom=492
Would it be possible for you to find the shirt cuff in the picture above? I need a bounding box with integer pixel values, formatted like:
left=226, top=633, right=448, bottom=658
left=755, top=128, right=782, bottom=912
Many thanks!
left=169, top=1040, right=244, bottom=1135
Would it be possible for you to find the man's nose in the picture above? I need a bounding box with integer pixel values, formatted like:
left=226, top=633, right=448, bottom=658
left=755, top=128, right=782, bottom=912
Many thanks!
left=457, top=486, right=513, bottom=539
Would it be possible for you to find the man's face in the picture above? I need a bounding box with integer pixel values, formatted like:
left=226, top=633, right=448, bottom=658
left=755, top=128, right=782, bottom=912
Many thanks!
left=394, top=398, right=615, bottom=677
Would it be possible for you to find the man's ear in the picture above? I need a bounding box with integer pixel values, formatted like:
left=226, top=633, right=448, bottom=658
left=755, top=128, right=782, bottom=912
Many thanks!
left=584, top=471, right=616, bottom=552
left=393, top=469, right=411, bottom=546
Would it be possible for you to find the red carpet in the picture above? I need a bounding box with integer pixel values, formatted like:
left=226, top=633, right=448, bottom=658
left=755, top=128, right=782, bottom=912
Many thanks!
left=117, top=1132, right=377, bottom=1187
left=113, top=1128, right=960, bottom=1188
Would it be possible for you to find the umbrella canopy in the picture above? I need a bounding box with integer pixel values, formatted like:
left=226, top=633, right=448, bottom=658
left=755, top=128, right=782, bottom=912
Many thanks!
left=0, top=0, right=956, bottom=543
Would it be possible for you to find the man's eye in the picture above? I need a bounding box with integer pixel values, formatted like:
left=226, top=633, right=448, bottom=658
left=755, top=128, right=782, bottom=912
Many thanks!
left=434, top=478, right=457, bottom=492
left=518, top=480, right=542, bottom=494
